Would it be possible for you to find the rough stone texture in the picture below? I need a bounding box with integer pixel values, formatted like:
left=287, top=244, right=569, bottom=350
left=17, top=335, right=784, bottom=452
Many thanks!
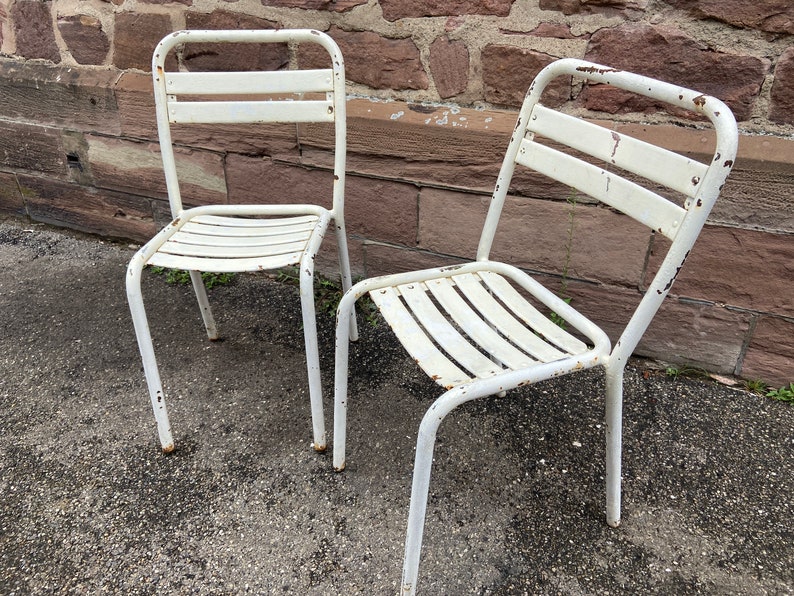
left=770, top=47, right=794, bottom=125
left=0, top=59, right=120, bottom=134
left=86, top=136, right=227, bottom=205
left=17, top=174, right=156, bottom=241
left=584, top=25, right=768, bottom=122
left=363, top=241, right=464, bottom=277
left=741, top=316, right=794, bottom=386
left=11, top=1, right=59, bottom=63
left=646, top=226, right=794, bottom=317
left=380, top=0, right=513, bottom=21
left=482, top=45, right=570, bottom=108
left=261, top=0, right=367, bottom=10
left=225, top=155, right=333, bottom=210
left=182, top=12, right=284, bottom=72
left=418, top=187, right=652, bottom=285
left=665, top=0, right=794, bottom=35
left=525, top=22, right=582, bottom=39
left=113, top=13, right=172, bottom=72
left=0, top=172, right=25, bottom=216
left=566, top=280, right=751, bottom=373
left=429, top=36, right=469, bottom=99
left=57, top=14, right=110, bottom=65
left=300, top=27, right=428, bottom=91
left=539, top=0, right=647, bottom=16
left=0, top=121, right=65, bottom=177
left=344, top=175, right=418, bottom=246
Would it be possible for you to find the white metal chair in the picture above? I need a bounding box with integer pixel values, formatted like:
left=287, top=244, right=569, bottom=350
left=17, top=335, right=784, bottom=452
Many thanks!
left=332, top=59, right=738, bottom=594
left=127, top=29, right=356, bottom=453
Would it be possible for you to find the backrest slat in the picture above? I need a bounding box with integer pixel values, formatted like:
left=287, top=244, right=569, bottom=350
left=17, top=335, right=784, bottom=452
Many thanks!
left=528, top=105, right=709, bottom=200
left=168, top=100, right=335, bottom=124
left=516, top=139, right=687, bottom=240
left=164, top=69, right=335, bottom=96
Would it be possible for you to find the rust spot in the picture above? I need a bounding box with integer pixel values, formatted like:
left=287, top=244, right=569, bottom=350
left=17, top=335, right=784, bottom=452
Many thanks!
left=172, top=217, right=180, bottom=226
left=162, top=444, right=175, bottom=454
left=610, top=131, right=621, bottom=158
left=311, top=30, right=321, bottom=36
left=431, top=375, right=441, bottom=381
left=678, top=94, right=683, bottom=100
left=327, top=106, right=334, bottom=114
left=714, top=152, right=721, bottom=161
left=334, top=175, right=339, bottom=180
left=723, top=159, right=733, bottom=168
left=696, top=198, right=703, bottom=207
left=693, top=95, right=707, bottom=107
left=576, top=65, right=618, bottom=75
left=714, top=111, right=720, bottom=117
left=407, top=104, right=436, bottom=114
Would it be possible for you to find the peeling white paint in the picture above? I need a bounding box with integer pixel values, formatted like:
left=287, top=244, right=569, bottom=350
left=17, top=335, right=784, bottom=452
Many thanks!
left=390, top=111, right=405, bottom=120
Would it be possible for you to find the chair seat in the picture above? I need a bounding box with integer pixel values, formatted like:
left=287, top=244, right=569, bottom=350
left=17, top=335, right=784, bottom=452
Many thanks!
left=147, top=213, right=323, bottom=273
left=370, top=270, right=605, bottom=390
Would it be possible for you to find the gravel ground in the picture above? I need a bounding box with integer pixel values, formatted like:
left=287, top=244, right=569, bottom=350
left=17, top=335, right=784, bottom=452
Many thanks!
left=0, top=218, right=792, bottom=595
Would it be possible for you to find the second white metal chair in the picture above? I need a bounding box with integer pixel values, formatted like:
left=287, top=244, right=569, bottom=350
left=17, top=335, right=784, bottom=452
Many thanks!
left=127, top=29, right=356, bottom=453
left=332, top=59, right=738, bottom=594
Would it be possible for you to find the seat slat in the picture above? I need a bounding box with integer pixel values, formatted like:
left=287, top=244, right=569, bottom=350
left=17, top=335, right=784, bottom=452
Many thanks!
left=517, top=140, right=686, bottom=240
left=369, top=287, right=471, bottom=389
left=451, top=273, right=568, bottom=362
left=180, top=218, right=319, bottom=238
left=168, top=100, right=334, bottom=124
left=191, top=214, right=319, bottom=228
left=169, top=230, right=311, bottom=248
left=397, top=283, right=502, bottom=380
left=165, top=69, right=334, bottom=95
left=478, top=272, right=588, bottom=355
left=160, top=238, right=310, bottom=259
left=529, top=105, right=709, bottom=200
left=425, top=278, right=537, bottom=370
left=147, top=251, right=304, bottom=273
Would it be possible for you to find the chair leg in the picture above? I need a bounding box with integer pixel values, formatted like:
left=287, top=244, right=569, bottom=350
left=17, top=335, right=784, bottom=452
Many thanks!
left=126, top=258, right=175, bottom=452
left=300, top=268, right=327, bottom=452
left=188, top=270, right=218, bottom=340
left=401, top=386, right=473, bottom=596
left=605, top=366, right=624, bottom=527
left=335, top=220, right=359, bottom=342
left=332, top=287, right=358, bottom=471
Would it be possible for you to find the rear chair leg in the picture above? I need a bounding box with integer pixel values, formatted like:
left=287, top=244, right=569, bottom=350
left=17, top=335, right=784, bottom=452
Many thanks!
left=189, top=270, right=218, bottom=340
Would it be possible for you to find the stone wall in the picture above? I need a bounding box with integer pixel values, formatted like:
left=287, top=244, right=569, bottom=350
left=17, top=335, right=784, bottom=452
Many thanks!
left=0, top=0, right=792, bottom=384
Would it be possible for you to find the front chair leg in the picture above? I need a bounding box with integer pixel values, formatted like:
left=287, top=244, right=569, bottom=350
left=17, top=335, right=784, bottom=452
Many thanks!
left=126, top=259, right=175, bottom=452
left=188, top=270, right=218, bottom=340
left=605, top=366, right=624, bottom=527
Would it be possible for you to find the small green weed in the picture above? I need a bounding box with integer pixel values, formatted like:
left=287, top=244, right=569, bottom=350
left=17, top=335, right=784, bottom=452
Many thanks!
left=665, top=363, right=709, bottom=380
left=149, top=266, right=236, bottom=289
left=549, top=190, right=578, bottom=329
left=741, top=379, right=768, bottom=395
left=766, top=382, right=794, bottom=403
left=277, top=267, right=379, bottom=327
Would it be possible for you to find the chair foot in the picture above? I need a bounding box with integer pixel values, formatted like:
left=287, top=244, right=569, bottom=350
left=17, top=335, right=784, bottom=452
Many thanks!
left=162, top=443, right=175, bottom=454
left=333, top=462, right=346, bottom=472
left=312, top=441, right=327, bottom=453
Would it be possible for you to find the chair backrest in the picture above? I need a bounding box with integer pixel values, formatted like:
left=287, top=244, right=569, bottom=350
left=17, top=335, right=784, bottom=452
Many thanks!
left=152, top=29, right=346, bottom=217
left=477, top=58, right=738, bottom=364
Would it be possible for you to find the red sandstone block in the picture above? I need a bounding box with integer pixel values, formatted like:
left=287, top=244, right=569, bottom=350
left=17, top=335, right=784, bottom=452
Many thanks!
left=113, top=13, right=173, bottom=72
left=314, top=227, right=367, bottom=281
left=665, top=0, right=794, bottom=35
left=0, top=121, right=66, bottom=177
left=0, top=59, right=120, bottom=135
left=418, top=187, right=651, bottom=285
left=18, top=174, right=157, bottom=242
left=539, top=0, right=647, bottom=16
left=57, top=14, right=110, bottom=65
left=345, top=175, right=418, bottom=246
left=584, top=24, right=768, bottom=121
left=770, top=47, right=794, bottom=125
left=0, top=172, right=26, bottom=217
left=226, top=155, right=333, bottom=209
left=362, top=241, right=464, bottom=278
left=566, top=280, right=750, bottom=372
left=11, top=0, right=59, bottom=63
left=380, top=0, right=512, bottom=21
left=741, top=316, right=794, bottom=386
left=299, top=27, right=428, bottom=91
left=86, top=135, right=227, bottom=204
left=481, top=45, right=571, bottom=108
left=429, top=36, right=470, bottom=99
left=646, top=226, right=794, bottom=316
